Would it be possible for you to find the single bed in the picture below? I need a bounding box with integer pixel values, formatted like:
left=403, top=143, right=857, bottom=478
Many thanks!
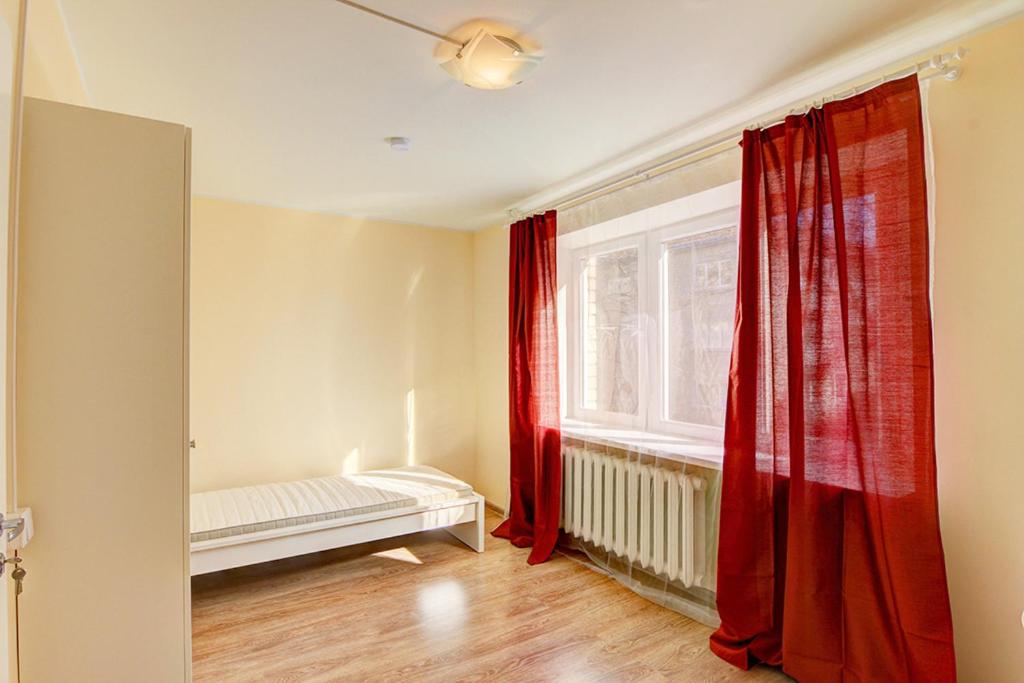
left=189, top=465, right=485, bottom=575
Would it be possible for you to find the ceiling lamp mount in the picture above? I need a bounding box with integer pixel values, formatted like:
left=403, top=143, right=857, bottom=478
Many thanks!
left=335, top=1, right=543, bottom=90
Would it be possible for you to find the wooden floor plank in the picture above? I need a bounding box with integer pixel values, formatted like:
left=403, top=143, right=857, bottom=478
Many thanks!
left=192, top=511, right=789, bottom=682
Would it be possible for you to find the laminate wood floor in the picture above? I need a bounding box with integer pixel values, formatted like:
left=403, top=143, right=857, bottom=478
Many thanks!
left=192, top=511, right=790, bottom=682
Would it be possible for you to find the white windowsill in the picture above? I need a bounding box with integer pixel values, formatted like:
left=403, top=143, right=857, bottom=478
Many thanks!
left=561, top=419, right=725, bottom=471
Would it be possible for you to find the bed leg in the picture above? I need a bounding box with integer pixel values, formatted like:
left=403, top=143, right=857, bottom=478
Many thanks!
left=445, top=494, right=485, bottom=552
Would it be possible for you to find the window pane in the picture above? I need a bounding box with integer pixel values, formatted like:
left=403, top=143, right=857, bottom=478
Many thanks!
left=581, top=247, right=639, bottom=415
left=664, top=226, right=736, bottom=427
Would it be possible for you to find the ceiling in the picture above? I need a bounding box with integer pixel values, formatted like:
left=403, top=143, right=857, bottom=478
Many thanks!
left=59, top=0, right=973, bottom=230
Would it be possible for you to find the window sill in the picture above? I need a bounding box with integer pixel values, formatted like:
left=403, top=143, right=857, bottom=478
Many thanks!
left=560, top=419, right=725, bottom=471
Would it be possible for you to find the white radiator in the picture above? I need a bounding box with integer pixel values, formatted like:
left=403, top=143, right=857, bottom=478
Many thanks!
left=561, top=445, right=708, bottom=588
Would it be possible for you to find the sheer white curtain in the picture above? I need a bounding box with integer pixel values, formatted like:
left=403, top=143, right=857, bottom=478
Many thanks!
left=556, top=145, right=741, bottom=627
left=562, top=436, right=724, bottom=626
left=558, top=145, right=741, bottom=235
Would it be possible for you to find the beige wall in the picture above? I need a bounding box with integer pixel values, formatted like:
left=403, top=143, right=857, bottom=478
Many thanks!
left=190, top=198, right=476, bottom=493
left=471, top=225, right=509, bottom=507
left=930, top=17, right=1024, bottom=683
left=468, top=17, right=1024, bottom=682
left=21, top=0, right=87, bottom=105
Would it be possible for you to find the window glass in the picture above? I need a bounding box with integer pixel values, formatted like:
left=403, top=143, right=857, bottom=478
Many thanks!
left=561, top=181, right=741, bottom=438
left=663, top=226, right=736, bottom=427
left=580, top=247, right=640, bottom=415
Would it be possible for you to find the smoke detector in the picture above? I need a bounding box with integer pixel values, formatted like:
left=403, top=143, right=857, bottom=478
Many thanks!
left=387, top=137, right=411, bottom=152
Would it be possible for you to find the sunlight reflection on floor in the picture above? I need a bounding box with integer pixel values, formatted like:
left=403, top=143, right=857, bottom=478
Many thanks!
left=417, top=579, right=468, bottom=635
left=371, top=546, right=423, bottom=565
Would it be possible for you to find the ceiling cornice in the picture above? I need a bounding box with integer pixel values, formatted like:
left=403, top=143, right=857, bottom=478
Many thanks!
left=505, top=0, right=1024, bottom=220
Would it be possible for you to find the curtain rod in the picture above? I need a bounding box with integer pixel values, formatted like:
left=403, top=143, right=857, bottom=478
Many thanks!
left=510, top=47, right=966, bottom=219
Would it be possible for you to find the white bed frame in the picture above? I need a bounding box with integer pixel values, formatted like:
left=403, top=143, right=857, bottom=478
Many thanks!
left=190, top=493, right=486, bottom=576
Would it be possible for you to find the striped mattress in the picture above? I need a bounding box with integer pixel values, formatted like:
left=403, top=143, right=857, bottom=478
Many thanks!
left=190, top=465, right=474, bottom=543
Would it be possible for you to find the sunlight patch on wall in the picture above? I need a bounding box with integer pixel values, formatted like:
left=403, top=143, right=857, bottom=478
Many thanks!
left=407, top=266, right=424, bottom=301
left=405, top=388, right=416, bottom=466
left=342, top=447, right=361, bottom=475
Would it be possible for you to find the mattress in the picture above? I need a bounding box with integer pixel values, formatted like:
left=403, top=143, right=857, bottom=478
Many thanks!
left=190, top=465, right=474, bottom=543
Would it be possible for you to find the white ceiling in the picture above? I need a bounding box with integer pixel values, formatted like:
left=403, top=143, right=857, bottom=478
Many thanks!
left=59, top=0, right=973, bottom=230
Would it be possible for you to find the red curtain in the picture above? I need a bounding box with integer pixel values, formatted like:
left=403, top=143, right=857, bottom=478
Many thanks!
left=710, top=76, right=956, bottom=681
left=492, top=210, right=561, bottom=565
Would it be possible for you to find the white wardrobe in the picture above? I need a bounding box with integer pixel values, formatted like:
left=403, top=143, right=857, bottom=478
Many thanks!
left=14, top=98, right=190, bottom=682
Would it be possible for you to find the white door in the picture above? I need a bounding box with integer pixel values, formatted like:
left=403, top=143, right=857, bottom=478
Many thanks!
left=14, top=98, right=190, bottom=683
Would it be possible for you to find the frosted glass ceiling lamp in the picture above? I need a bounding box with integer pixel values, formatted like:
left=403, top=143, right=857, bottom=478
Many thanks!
left=436, top=26, right=543, bottom=90
left=336, top=2, right=543, bottom=90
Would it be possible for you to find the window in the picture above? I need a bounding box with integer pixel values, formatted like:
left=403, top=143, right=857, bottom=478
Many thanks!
left=563, top=187, right=739, bottom=441
left=661, top=226, right=736, bottom=430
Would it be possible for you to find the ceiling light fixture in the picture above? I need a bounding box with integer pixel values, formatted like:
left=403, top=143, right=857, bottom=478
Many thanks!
left=335, top=1, right=543, bottom=90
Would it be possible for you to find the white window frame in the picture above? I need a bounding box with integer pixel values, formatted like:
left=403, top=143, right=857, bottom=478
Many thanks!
left=648, top=208, right=738, bottom=442
left=566, top=233, right=648, bottom=429
left=560, top=181, right=741, bottom=442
